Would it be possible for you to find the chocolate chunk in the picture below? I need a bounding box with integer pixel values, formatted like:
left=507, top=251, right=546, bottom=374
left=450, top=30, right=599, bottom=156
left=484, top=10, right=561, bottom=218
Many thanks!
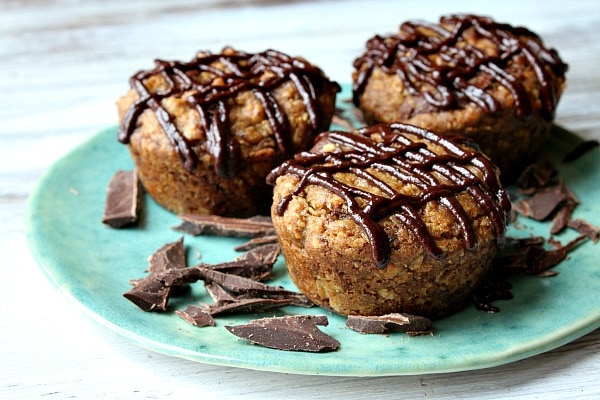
left=495, top=235, right=587, bottom=275
left=195, top=267, right=300, bottom=298
left=550, top=199, right=577, bottom=234
left=234, top=235, right=279, bottom=251
left=209, top=297, right=293, bottom=316
left=123, top=244, right=303, bottom=313
left=516, top=161, right=557, bottom=192
left=513, top=180, right=578, bottom=221
left=176, top=305, right=215, bottom=327
left=204, top=282, right=237, bottom=304
left=225, top=315, right=339, bottom=352
left=173, top=214, right=275, bottom=237
left=207, top=243, right=280, bottom=281
left=563, top=140, right=599, bottom=163
left=567, top=219, right=600, bottom=243
left=148, top=237, right=186, bottom=273
left=346, top=313, right=432, bottom=334
left=123, top=278, right=171, bottom=312
left=102, top=169, right=141, bottom=228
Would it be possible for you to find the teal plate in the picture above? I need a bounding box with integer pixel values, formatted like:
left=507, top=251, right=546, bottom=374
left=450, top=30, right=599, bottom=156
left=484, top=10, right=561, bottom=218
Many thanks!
left=26, top=86, right=600, bottom=376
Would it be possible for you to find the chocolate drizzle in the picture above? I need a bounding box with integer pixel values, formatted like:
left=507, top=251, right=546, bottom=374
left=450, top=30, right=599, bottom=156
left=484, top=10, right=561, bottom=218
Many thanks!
left=119, top=48, right=339, bottom=176
left=267, top=123, right=510, bottom=269
left=353, top=14, right=567, bottom=120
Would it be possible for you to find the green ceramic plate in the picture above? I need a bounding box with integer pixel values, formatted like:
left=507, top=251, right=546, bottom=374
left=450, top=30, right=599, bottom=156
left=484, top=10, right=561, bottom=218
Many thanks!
left=26, top=85, right=600, bottom=376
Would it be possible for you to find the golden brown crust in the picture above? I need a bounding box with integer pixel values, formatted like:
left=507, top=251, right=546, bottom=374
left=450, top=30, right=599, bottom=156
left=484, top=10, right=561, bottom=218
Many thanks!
left=352, top=15, right=567, bottom=181
left=117, top=48, right=339, bottom=216
left=270, top=124, right=509, bottom=318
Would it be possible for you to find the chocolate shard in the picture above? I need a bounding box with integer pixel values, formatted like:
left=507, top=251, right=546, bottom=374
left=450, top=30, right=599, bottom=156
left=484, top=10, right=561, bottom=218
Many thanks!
left=173, top=214, right=275, bottom=237
left=195, top=267, right=300, bottom=298
left=207, top=243, right=280, bottom=281
left=209, top=297, right=293, bottom=316
left=234, top=235, right=279, bottom=251
left=225, top=315, right=339, bottom=352
left=123, top=278, right=171, bottom=312
left=563, top=140, right=599, bottom=163
left=495, top=235, right=587, bottom=275
left=176, top=305, right=215, bottom=327
left=204, top=282, right=237, bottom=304
left=148, top=237, right=186, bottom=273
left=513, top=180, right=578, bottom=221
left=124, top=267, right=204, bottom=311
left=516, top=161, right=557, bottom=191
left=102, top=169, right=141, bottom=228
left=550, top=199, right=577, bottom=234
left=567, top=219, right=600, bottom=243
left=346, top=313, right=432, bottom=334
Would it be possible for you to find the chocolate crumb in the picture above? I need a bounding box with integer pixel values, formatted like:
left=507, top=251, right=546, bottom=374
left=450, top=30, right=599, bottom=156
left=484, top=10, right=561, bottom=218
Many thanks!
left=173, top=214, right=275, bottom=237
left=176, top=305, right=215, bottom=327
left=562, top=140, right=599, bottom=163
left=346, top=313, right=432, bottom=334
left=102, top=169, right=141, bottom=228
left=225, top=315, right=339, bottom=352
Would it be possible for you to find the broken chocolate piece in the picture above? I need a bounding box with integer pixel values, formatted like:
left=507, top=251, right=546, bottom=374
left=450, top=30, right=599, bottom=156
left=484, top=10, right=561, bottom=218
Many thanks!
left=234, top=235, right=279, bottom=251
left=346, top=313, right=432, bottom=334
left=102, top=169, right=141, bottom=228
left=204, top=282, right=237, bottom=304
left=173, top=214, right=275, bottom=237
left=148, top=237, right=186, bottom=273
left=562, top=140, right=599, bottom=163
left=123, top=244, right=304, bottom=313
left=195, top=267, right=300, bottom=298
left=207, top=243, right=280, bottom=281
left=225, top=315, right=339, bottom=352
left=516, top=161, right=557, bottom=192
left=495, top=235, right=587, bottom=275
left=550, top=199, right=578, bottom=234
left=123, top=278, right=171, bottom=312
left=513, top=180, right=578, bottom=221
left=209, top=297, right=293, bottom=316
left=567, top=219, right=600, bottom=243
left=176, top=305, right=215, bottom=327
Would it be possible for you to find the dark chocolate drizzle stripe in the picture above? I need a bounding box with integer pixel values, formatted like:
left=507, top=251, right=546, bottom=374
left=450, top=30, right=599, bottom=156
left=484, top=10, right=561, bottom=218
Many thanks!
left=119, top=48, right=338, bottom=175
left=353, top=14, right=567, bottom=120
left=267, top=123, right=510, bottom=269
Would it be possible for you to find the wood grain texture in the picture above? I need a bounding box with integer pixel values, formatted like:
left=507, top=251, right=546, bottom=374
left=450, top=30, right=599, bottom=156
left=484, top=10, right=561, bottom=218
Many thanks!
left=1, top=0, right=598, bottom=398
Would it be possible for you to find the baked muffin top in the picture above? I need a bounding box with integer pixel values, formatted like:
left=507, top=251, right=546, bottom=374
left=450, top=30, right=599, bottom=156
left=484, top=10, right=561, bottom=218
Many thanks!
left=118, top=47, right=339, bottom=177
left=352, top=14, right=567, bottom=121
left=268, top=123, right=511, bottom=269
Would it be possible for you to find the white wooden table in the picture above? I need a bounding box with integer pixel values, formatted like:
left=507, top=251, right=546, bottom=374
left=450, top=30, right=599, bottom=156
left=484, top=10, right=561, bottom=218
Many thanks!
left=1, top=1, right=599, bottom=398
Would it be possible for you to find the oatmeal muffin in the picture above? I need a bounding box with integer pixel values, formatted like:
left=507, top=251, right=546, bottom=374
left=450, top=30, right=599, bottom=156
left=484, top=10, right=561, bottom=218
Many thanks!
left=117, top=47, right=340, bottom=216
left=267, top=123, right=510, bottom=318
left=352, top=14, right=567, bottom=181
